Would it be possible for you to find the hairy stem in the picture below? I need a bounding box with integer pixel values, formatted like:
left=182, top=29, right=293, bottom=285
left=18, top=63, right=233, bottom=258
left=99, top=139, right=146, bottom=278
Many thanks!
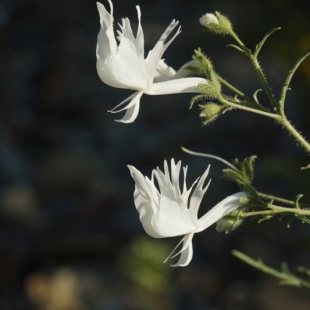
left=232, top=250, right=310, bottom=290
left=218, top=95, right=280, bottom=120
left=258, top=192, right=310, bottom=208
left=278, top=114, right=310, bottom=154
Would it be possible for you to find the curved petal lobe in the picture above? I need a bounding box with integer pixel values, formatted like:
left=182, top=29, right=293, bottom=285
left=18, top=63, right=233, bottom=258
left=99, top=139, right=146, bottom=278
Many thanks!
left=109, top=91, right=143, bottom=123
left=164, top=233, right=194, bottom=267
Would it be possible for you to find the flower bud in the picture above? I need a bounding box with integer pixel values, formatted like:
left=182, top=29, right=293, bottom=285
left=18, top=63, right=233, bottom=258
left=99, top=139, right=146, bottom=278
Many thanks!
left=199, top=103, right=224, bottom=125
left=199, top=11, right=232, bottom=36
left=199, top=13, right=218, bottom=26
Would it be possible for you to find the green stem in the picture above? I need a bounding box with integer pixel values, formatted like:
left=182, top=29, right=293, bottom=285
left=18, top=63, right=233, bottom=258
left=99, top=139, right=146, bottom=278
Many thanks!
left=218, top=95, right=280, bottom=120
left=238, top=203, right=310, bottom=222
left=279, top=50, right=310, bottom=110
left=217, top=76, right=267, bottom=111
left=258, top=192, right=310, bottom=208
left=267, top=204, right=310, bottom=216
left=251, top=57, right=279, bottom=111
left=232, top=250, right=310, bottom=290
left=278, top=114, right=310, bottom=154
left=229, top=30, right=279, bottom=111
left=217, top=76, right=250, bottom=100
left=229, top=32, right=250, bottom=55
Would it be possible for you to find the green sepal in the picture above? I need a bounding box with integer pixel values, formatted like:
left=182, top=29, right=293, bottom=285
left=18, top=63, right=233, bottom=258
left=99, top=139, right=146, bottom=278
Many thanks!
left=223, top=155, right=257, bottom=185
left=199, top=103, right=231, bottom=126
left=192, top=48, right=214, bottom=79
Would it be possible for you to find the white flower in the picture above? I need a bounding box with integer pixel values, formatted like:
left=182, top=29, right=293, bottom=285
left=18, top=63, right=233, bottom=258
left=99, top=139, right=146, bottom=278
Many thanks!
left=128, top=159, right=247, bottom=267
left=96, top=1, right=207, bottom=123
left=199, top=13, right=219, bottom=26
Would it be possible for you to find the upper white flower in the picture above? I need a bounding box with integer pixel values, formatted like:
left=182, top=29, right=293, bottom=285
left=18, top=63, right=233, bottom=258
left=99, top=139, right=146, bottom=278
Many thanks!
left=128, top=159, right=247, bottom=267
left=96, top=1, right=207, bottom=123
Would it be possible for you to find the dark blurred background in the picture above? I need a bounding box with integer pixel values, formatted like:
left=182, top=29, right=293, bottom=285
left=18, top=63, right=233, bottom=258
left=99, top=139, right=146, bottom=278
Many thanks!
left=0, top=0, right=310, bottom=309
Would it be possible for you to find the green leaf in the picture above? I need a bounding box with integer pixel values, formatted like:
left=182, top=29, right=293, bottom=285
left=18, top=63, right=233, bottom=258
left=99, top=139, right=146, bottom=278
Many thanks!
left=294, top=194, right=303, bottom=209
left=253, top=89, right=262, bottom=104
left=279, top=50, right=310, bottom=108
left=254, top=27, right=281, bottom=57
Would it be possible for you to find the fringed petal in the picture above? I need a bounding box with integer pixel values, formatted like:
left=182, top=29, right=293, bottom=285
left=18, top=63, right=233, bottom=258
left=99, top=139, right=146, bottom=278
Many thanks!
left=146, top=20, right=181, bottom=85
left=96, top=1, right=117, bottom=60
left=189, top=165, right=211, bottom=220
left=135, top=6, right=144, bottom=58
left=128, top=165, right=162, bottom=238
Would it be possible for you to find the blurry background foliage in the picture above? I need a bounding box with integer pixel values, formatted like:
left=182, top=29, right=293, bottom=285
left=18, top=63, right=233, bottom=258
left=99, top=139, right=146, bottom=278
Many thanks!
left=0, top=0, right=309, bottom=309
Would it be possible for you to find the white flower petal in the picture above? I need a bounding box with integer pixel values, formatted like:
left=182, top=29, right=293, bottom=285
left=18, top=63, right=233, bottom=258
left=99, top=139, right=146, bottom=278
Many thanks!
left=129, top=160, right=198, bottom=238
left=189, top=165, right=211, bottom=221
left=110, top=13, right=148, bottom=89
left=164, top=233, right=194, bottom=267
left=134, top=6, right=144, bottom=59
left=151, top=160, right=196, bottom=236
left=153, top=59, right=201, bottom=83
left=153, top=60, right=177, bottom=82
left=128, top=165, right=162, bottom=238
left=146, top=77, right=207, bottom=95
left=96, top=3, right=148, bottom=90
left=115, top=100, right=141, bottom=123
left=152, top=194, right=196, bottom=236
left=196, top=192, right=247, bottom=232
left=96, top=1, right=117, bottom=60
left=146, top=20, right=181, bottom=84
left=172, top=59, right=201, bottom=79
left=199, top=13, right=219, bottom=26
left=108, top=91, right=143, bottom=123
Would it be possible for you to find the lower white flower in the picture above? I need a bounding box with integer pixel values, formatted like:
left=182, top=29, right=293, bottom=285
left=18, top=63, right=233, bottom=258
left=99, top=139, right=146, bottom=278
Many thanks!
left=128, top=159, right=247, bottom=267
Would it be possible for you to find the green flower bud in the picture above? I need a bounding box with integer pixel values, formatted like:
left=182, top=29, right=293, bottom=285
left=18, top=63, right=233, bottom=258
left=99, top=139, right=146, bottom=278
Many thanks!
left=199, top=103, right=224, bottom=125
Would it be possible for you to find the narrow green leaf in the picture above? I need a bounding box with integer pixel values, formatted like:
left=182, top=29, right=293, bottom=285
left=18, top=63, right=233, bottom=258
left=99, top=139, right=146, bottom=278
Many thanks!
left=254, top=27, right=281, bottom=57
left=279, top=50, right=310, bottom=108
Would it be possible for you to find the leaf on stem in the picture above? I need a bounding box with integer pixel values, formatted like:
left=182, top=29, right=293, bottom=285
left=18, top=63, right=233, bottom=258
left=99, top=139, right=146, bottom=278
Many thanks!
left=294, top=194, right=303, bottom=209
left=254, top=27, right=281, bottom=58
left=279, top=50, right=310, bottom=108
left=253, top=89, right=262, bottom=104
